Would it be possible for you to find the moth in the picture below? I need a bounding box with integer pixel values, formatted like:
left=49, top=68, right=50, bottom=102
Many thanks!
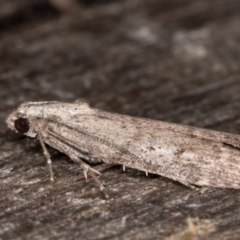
left=6, top=100, right=240, bottom=196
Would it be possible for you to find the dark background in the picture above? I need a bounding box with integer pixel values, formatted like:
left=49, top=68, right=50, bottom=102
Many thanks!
left=1, top=0, right=240, bottom=239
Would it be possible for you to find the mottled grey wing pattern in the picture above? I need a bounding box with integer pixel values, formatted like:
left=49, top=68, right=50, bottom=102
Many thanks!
left=6, top=101, right=240, bottom=189
left=64, top=107, right=240, bottom=188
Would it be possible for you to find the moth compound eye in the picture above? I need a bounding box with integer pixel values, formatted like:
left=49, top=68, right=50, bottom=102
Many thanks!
left=14, top=118, right=30, bottom=133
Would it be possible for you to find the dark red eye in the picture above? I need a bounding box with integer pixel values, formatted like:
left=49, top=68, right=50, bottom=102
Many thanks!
left=14, top=118, right=29, bottom=133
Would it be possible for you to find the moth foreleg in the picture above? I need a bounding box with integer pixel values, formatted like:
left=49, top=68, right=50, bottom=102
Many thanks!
left=44, top=133, right=109, bottom=198
left=38, top=133, right=54, bottom=182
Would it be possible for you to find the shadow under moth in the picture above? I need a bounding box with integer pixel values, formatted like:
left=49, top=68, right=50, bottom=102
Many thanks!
left=6, top=99, right=240, bottom=197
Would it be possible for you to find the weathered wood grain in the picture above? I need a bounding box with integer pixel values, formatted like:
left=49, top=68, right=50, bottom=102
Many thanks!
left=1, top=0, right=240, bottom=239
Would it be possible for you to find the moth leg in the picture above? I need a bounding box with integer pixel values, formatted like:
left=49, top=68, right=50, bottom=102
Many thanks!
left=178, top=180, right=206, bottom=193
left=198, top=187, right=209, bottom=194
left=45, top=135, right=108, bottom=198
left=38, top=133, right=54, bottom=182
left=66, top=151, right=109, bottom=198
left=189, top=185, right=208, bottom=194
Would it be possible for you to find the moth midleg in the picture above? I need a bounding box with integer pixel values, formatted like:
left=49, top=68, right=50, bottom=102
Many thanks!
left=38, top=133, right=54, bottom=181
left=45, top=127, right=101, bottom=164
left=44, top=132, right=109, bottom=198
left=176, top=179, right=206, bottom=192
left=53, top=140, right=108, bottom=198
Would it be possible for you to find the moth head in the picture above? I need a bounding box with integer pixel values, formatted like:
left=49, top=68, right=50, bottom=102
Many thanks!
left=6, top=104, right=37, bottom=138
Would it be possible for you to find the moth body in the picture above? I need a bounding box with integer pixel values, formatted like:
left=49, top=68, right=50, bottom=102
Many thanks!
left=6, top=100, right=240, bottom=190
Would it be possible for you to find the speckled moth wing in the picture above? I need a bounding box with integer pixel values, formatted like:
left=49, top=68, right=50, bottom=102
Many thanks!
left=6, top=101, right=240, bottom=190
left=65, top=108, right=240, bottom=188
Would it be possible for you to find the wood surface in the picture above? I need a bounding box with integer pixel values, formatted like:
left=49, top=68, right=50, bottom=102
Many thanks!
left=1, top=0, right=240, bottom=239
